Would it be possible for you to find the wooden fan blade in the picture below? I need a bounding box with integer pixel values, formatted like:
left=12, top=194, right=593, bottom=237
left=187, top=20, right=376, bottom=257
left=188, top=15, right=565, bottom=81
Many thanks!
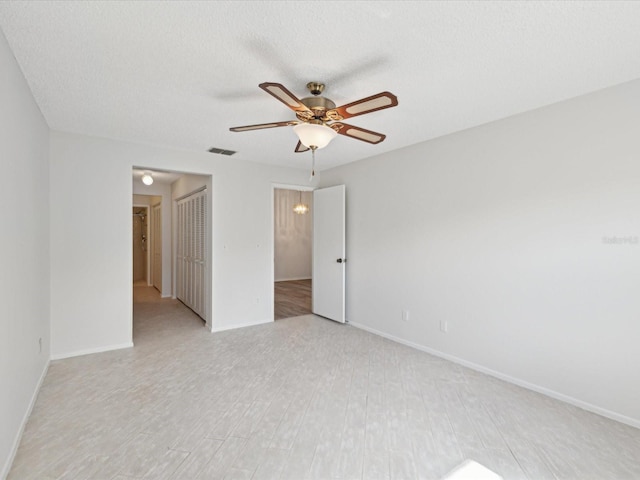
left=259, top=82, right=313, bottom=116
left=327, top=91, right=398, bottom=120
left=295, top=141, right=310, bottom=153
left=330, top=122, right=386, bottom=144
left=229, top=121, right=296, bottom=132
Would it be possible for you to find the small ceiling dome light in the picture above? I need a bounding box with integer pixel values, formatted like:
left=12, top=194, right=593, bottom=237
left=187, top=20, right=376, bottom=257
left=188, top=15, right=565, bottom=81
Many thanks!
left=293, top=122, right=337, bottom=149
left=141, top=171, right=154, bottom=185
left=293, top=190, right=309, bottom=215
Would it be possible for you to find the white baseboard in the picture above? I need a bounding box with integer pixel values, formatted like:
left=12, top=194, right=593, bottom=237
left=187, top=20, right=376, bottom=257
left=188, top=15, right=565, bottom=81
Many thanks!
left=50, top=342, right=134, bottom=361
left=274, top=277, right=312, bottom=282
left=212, top=318, right=273, bottom=333
left=2, top=359, right=49, bottom=479
left=349, top=321, right=640, bottom=430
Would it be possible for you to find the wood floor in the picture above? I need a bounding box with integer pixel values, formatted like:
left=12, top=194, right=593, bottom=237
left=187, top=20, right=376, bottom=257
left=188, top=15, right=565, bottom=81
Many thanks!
left=274, top=279, right=311, bottom=320
left=8, top=286, right=640, bottom=479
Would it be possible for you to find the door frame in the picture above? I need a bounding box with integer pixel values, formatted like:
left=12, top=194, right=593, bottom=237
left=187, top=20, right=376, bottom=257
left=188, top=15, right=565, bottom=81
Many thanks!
left=271, top=183, right=315, bottom=321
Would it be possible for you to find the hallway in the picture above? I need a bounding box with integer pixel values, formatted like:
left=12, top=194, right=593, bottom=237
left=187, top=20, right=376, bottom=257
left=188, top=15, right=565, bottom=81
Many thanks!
left=133, top=285, right=205, bottom=346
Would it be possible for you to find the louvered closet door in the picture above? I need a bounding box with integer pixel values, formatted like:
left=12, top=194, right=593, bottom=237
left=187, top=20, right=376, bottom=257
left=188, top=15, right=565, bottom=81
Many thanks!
left=176, top=189, right=207, bottom=321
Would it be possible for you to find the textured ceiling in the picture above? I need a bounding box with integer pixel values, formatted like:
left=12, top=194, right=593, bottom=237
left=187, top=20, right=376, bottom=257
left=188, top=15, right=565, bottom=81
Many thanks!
left=1, top=1, right=640, bottom=172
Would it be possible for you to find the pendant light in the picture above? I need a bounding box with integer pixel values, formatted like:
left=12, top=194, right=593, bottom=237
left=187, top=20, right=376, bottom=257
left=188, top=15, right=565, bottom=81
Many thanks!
left=293, top=190, right=309, bottom=215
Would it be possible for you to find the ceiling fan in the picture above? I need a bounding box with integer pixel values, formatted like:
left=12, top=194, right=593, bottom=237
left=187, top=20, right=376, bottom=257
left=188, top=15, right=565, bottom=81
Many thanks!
left=229, top=82, right=398, bottom=155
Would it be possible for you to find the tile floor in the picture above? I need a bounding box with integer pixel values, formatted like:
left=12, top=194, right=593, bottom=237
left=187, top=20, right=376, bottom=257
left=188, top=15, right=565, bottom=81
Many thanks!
left=8, top=286, right=640, bottom=479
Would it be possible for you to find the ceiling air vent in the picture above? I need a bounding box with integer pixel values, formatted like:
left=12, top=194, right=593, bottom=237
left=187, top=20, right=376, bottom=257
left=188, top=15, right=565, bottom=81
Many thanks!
left=208, top=147, right=236, bottom=156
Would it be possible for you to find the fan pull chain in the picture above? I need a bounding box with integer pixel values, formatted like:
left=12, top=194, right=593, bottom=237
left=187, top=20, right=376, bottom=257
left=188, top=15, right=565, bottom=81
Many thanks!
left=310, top=146, right=316, bottom=181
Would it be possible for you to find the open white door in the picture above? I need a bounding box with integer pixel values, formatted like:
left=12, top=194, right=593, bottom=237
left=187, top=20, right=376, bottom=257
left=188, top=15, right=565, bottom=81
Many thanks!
left=313, top=185, right=346, bottom=323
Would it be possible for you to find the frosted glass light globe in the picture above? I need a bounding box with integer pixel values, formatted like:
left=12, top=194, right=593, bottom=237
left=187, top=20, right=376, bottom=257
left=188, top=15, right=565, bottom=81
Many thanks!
left=141, top=173, right=154, bottom=185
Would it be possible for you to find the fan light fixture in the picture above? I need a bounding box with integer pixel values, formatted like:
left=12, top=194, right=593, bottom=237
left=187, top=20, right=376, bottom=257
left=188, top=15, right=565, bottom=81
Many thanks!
left=141, top=172, right=154, bottom=185
left=293, top=191, right=309, bottom=215
left=293, top=123, right=337, bottom=149
left=230, top=81, right=398, bottom=179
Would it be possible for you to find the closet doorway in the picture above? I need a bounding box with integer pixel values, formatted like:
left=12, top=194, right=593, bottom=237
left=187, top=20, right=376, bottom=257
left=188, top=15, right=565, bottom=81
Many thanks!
left=176, top=188, right=208, bottom=321
left=274, top=187, right=313, bottom=319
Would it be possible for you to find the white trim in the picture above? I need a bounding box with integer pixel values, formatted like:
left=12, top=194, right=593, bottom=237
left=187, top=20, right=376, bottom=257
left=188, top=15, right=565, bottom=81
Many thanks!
left=272, top=183, right=315, bottom=192
left=50, top=342, right=134, bottom=361
left=2, top=360, right=50, bottom=479
left=211, top=318, right=272, bottom=333
left=275, top=276, right=312, bottom=282
left=348, top=321, right=640, bottom=430
left=150, top=203, right=161, bottom=293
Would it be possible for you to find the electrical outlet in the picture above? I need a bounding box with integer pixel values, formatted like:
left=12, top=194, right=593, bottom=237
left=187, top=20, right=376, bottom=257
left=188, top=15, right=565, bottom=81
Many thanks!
left=440, top=320, right=448, bottom=333
left=402, top=310, right=410, bottom=322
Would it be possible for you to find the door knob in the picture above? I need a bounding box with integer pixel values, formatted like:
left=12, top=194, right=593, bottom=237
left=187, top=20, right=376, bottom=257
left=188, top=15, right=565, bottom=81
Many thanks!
left=336, top=258, right=347, bottom=263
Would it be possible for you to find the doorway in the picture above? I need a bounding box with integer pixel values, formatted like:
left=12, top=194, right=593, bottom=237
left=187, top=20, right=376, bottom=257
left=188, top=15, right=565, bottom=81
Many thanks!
left=274, top=187, right=313, bottom=319
left=133, top=195, right=162, bottom=292
left=132, top=206, right=149, bottom=286
left=132, top=168, right=212, bottom=337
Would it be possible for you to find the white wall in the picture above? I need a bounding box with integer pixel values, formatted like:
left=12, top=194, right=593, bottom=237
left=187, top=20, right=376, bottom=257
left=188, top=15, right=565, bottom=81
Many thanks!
left=274, top=189, right=312, bottom=281
left=133, top=184, right=172, bottom=297
left=132, top=194, right=162, bottom=206
left=49, top=131, right=313, bottom=357
left=172, top=173, right=210, bottom=200
left=0, top=28, right=50, bottom=477
left=320, top=79, right=640, bottom=427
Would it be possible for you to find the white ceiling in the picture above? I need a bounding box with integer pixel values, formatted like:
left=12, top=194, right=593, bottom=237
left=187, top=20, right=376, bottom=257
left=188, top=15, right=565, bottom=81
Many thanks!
left=2, top=1, right=640, bottom=172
